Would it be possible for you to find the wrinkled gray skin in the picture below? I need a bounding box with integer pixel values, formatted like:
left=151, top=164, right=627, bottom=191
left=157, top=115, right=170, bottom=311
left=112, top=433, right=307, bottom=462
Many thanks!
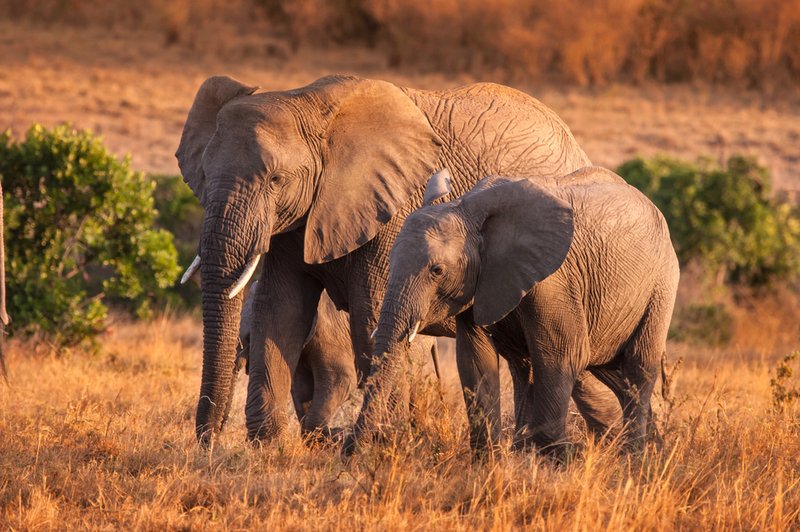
left=175, top=74, right=619, bottom=447
left=358, top=167, right=679, bottom=454
left=225, top=280, right=439, bottom=439
left=229, top=280, right=354, bottom=437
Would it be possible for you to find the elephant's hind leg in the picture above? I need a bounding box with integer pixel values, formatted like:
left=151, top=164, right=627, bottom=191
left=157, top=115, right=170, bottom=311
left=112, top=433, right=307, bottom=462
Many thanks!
left=291, top=357, right=314, bottom=423
left=300, top=346, right=356, bottom=440
left=618, top=291, right=675, bottom=447
left=572, top=371, right=622, bottom=439
left=298, top=297, right=357, bottom=441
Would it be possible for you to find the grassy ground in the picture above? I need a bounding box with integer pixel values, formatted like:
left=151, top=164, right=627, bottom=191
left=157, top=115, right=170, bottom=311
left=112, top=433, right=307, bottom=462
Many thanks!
left=1, top=20, right=800, bottom=530
left=0, top=315, right=798, bottom=529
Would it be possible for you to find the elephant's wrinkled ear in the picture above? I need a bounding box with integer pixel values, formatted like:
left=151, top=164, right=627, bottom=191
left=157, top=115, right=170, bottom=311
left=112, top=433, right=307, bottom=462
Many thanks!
left=423, top=168, right=452, bottom=206
left=304, top=79, right=442, bottom=264
left=175, top=76, right=259, bottom=203
left=462, top=179, right=574, bottom=326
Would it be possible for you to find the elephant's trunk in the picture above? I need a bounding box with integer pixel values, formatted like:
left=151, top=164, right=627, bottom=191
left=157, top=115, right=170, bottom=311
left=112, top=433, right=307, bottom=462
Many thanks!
left=344, top=292, right=421, bottom=456
left=195, top=199, right=269, bottom=446
left=196, top=286, right=242, bottom=445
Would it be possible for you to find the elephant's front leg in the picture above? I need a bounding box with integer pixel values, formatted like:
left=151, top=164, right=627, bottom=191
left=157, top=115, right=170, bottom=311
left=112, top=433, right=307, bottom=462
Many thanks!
left=245, top=261, right=322, bottom=442
left=455, top=310, right=501, bottom=452
left=505, top=355, right=532, bottom=432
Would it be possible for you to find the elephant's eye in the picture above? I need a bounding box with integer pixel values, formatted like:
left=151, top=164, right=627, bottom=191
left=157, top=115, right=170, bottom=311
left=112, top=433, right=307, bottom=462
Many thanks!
left=270, top=174, right=283, bottom=186
left=430, top=264, right=445, bottom=277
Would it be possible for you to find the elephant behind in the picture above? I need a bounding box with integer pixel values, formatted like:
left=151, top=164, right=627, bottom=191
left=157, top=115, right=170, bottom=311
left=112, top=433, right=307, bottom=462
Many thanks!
left=229, top=280, right=439, bottom=438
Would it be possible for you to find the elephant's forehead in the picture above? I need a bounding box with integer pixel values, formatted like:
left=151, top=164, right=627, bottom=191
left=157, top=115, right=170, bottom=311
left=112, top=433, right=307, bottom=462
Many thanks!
left=406, top=208, right=464, bottom=238
left=218, top=98, right=299, bottom=133
left=214, top=99, right=307, bottom=163
left=398, top=211, right=465, bottom=259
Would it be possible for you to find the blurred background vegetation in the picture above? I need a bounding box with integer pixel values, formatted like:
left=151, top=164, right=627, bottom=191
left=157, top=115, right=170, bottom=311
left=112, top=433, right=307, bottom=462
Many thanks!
left=1, top=125, right=798, bottom=348
left=0, top=0, right=799, bottom=349
left=2, top=0, right=800, bottom=89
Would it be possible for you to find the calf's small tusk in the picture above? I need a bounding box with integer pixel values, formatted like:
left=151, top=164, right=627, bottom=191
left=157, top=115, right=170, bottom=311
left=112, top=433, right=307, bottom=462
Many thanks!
left=180, top=255, right=201, bottom=285
left=227, top=255, right=261, bottom=299
left=407, top=321, right=420, bottom=344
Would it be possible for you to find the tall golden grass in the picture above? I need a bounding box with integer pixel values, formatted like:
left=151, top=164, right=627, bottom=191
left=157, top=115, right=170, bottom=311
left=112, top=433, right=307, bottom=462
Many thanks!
left=0, top=313, right=798, bottom=529
left=5, top=0, right=800, bottom=88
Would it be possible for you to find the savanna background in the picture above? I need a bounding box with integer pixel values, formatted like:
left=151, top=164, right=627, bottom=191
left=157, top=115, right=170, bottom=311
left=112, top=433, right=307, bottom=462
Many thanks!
left=1, top=1, right=799, bottom=529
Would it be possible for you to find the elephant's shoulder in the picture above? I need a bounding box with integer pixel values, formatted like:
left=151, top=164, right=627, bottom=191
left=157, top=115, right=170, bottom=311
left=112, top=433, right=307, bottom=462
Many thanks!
left=557, top=166, right=627, bottom=187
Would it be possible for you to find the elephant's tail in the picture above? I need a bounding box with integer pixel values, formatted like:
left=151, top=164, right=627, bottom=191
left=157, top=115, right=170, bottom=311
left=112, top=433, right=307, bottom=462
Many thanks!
left=660, top=349, right=681, bottom=402
left=430, top=341, right=441, bottom=382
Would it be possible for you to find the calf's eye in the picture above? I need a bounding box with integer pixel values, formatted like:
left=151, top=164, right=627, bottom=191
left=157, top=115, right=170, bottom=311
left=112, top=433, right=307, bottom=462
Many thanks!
left=430, top=264, right=445, bottom=277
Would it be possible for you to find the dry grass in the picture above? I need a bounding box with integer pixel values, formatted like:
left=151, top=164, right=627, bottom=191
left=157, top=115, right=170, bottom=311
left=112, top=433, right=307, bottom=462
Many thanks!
left=0, top=314, right=798, bottom=529
left=1, top=22, right=800, bottom=194
left=1, top=12, right=800, bottom=530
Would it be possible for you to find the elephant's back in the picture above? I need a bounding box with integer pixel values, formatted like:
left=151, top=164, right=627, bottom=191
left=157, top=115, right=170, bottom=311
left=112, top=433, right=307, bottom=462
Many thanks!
left=403, top=84, right=591, bottom=189
left=557, top=178, right=677, bottom=362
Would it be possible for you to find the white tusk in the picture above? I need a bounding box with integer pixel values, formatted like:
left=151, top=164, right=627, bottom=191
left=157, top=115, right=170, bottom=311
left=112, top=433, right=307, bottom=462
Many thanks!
left=370, top=328, right=377, bottom=340
left=227, top=255, right=261, bottom=299
left=407, top=321, right=420, bottom=344
left=180, top=255, right=201, bottom=285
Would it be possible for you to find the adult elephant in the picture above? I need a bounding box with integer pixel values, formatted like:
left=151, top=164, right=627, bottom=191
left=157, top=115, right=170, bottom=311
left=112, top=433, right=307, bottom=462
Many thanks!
left=176, top=75, right=621, bottom=448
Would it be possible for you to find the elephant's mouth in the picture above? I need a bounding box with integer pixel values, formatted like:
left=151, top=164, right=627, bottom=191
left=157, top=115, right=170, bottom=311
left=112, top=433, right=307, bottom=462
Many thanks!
left=226, top=254, right=261, bottom=299
left=180, top=250, right=263, bottom=299
left=405, top=320, right=421, bottom=344
left=179, top=251, right=261, bottom=298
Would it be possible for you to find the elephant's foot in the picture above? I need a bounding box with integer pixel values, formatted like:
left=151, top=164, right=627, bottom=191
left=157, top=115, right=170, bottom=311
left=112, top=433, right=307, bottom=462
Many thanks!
left=340, top=431, right=358, bottom=460
left=512, top=426, right=578, bottom=462
left=245, top=413, right=289, bottom=446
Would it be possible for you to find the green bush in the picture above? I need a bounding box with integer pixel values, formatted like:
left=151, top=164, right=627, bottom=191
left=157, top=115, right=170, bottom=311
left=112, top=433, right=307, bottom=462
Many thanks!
left=668, top=303, right=734, bottom=346
left=152, top=174, right=202, bottom=309
left=0, top=124, right=181, bottom=347
left=618, top=155, right=800, bottom=287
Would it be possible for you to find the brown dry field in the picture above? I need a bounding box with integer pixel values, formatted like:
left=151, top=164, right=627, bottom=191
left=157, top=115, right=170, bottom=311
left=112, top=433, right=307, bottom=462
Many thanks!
left=2, top=22, right=800, bottom=192
left=1, top=22, right=800, bottom=530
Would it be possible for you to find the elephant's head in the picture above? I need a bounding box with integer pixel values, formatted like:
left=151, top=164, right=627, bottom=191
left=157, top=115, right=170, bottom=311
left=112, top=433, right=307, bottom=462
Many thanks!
left=176, top=75, right=441, bottom=444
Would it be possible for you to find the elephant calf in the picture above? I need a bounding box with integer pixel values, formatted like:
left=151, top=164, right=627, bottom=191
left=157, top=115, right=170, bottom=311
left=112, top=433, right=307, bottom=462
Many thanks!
left=356, top=167, right=679, bottom=454
left=234, top=281, right=439, bottom=440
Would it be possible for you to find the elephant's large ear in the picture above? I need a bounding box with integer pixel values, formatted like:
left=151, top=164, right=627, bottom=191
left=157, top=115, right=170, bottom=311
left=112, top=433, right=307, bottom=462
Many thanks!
left=304, top=79, right=442, bottom=264
left=175, top=76, right=259, bottom=204
left=461, top=179, right=574, bottom=326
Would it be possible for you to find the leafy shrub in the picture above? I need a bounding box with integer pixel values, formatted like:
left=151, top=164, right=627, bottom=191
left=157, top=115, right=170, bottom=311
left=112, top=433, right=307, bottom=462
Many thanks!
left=152, top=174, right=202, bottom=309
left=618, top=155, right=800, bottom=287
left=668, top=303, right=733, bottom=346
left=0, top=124, right=180, bottom=347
